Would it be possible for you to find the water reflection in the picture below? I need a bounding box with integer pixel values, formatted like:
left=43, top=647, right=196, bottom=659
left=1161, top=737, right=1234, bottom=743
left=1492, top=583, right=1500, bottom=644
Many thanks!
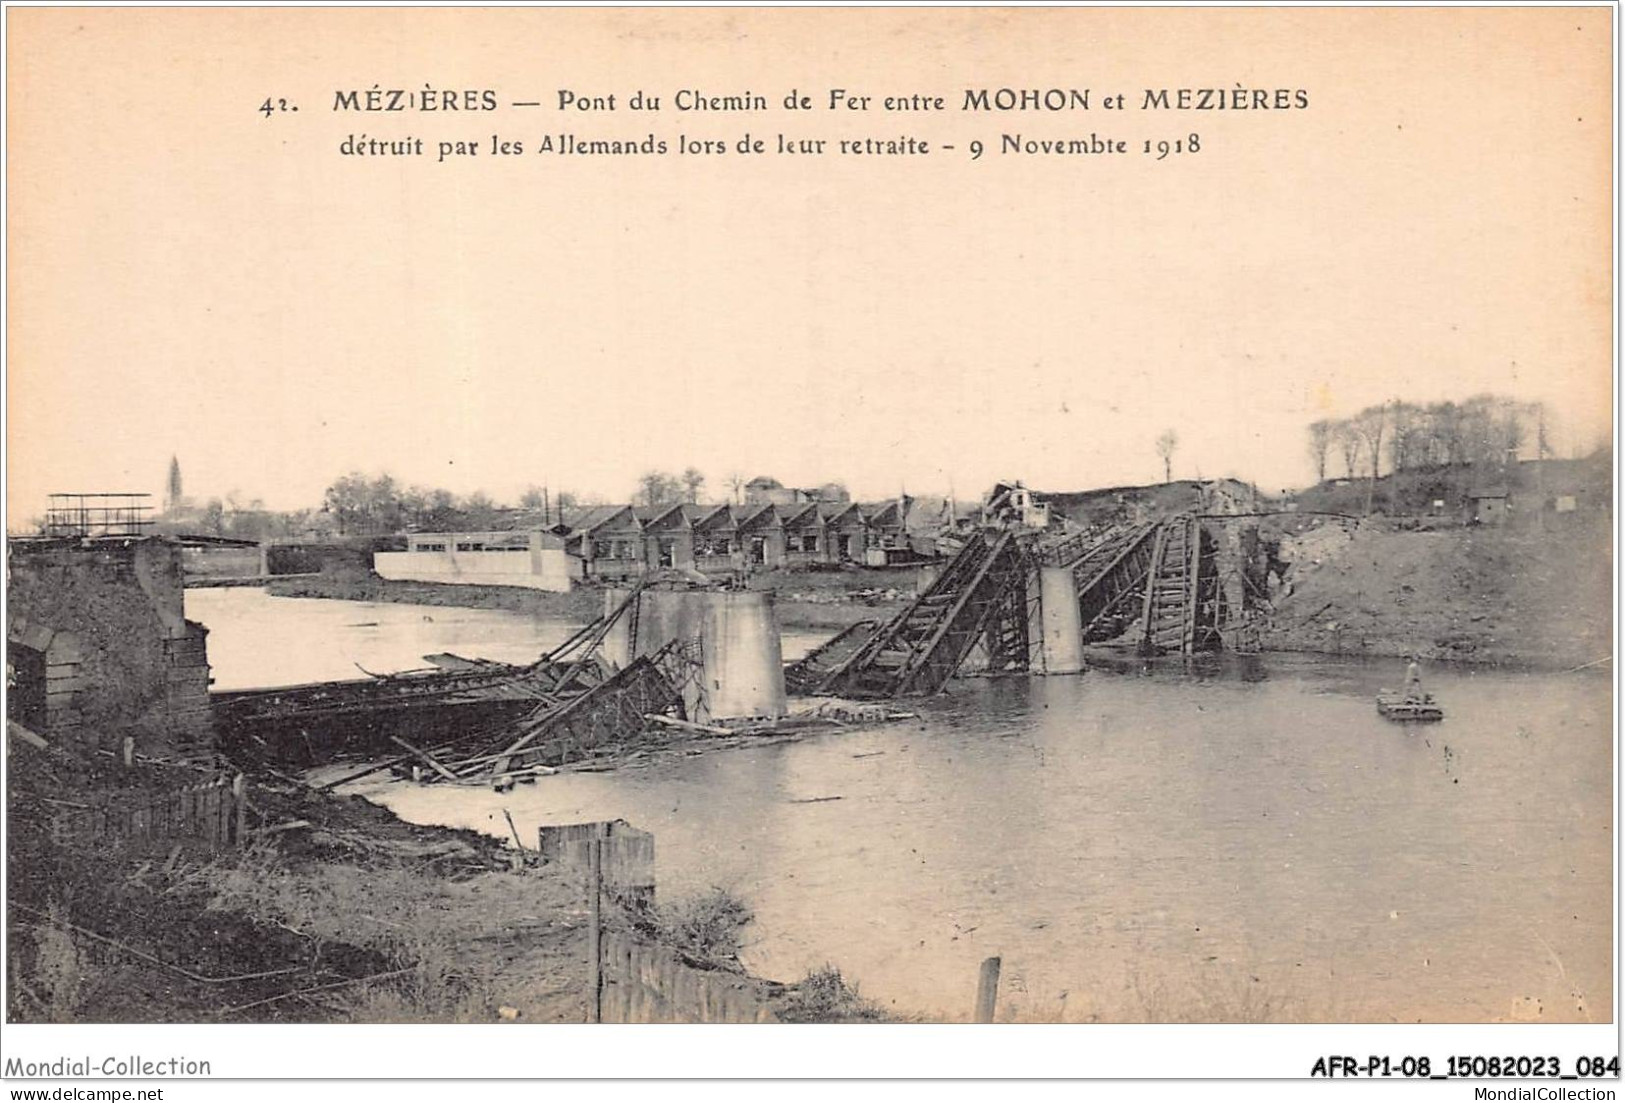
left=186, top=587, right=584, bottom=689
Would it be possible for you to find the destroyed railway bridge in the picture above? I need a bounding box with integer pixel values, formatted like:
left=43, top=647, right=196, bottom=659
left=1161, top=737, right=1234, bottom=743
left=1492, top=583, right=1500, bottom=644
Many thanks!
left=787, top=514, right=1267, bottom=699
left=210, top=515, right=1270, bottom=780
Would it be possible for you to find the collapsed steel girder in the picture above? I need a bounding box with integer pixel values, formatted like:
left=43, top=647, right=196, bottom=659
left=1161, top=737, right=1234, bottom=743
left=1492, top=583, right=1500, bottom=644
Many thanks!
left=819, top=529, right=1031, bottom=699
left=1054, top=515, right=1225, bottom=656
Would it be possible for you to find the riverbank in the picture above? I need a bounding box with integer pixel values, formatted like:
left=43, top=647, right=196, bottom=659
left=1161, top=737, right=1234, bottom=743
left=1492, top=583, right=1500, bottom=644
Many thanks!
left=266, top=572, right=604, bottom=621
left=1260, top=517, right=1612, bottom=670
left=6, top=736, right=588, bottom=1022
left=5, top=731, right=878, bottom=1023
left=265, top=568, right=908, bottom=631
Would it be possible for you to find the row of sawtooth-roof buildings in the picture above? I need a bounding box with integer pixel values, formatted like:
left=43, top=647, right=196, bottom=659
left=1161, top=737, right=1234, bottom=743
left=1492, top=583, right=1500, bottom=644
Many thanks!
left=377, top=497, right=926, bottom=591
left=564, top=499, right=920, bottom=580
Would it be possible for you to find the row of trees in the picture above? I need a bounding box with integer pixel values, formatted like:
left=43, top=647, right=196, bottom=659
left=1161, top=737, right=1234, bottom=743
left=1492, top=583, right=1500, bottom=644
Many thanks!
left=154, top=462, right=757, bottom=540
left=153, top=472, right=591, bottom=539
left=634, top=470, right=826, bottom=507
left=326, top=465, right=752, bottom=533
left=1307, top=395, right=1550, bottom=486
left=635, top=468, right=707, bottom=508
left=320, top=473, right=595, bottom=536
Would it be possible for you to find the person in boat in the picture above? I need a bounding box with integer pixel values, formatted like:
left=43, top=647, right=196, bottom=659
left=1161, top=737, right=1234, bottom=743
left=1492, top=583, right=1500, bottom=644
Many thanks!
left=1404, top=656, right=1424, bottom=703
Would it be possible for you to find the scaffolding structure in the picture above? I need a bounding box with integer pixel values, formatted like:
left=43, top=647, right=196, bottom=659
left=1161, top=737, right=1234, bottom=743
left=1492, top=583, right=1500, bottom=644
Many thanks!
left=44, top=493, right=155, bottom=538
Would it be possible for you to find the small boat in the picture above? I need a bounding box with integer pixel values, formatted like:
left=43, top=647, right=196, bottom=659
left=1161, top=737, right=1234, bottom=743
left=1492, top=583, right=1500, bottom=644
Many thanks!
left=1376, top=691, right=1444, bottom=722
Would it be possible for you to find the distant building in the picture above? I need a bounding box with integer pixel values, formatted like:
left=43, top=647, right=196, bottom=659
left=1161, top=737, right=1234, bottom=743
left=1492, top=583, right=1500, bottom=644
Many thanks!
left=981, top=481, right=1052, bottom=530
left=563, top=498, right=926, bottom=580
left=1465, top=486, right=1510, bottom=525
left=860, top=498, right=920, bottom=564
left=373, top=529, right=577, bottom=591
left=743, top=476, right=796, bottom=507
left=743, top=475, right=852, bottom=508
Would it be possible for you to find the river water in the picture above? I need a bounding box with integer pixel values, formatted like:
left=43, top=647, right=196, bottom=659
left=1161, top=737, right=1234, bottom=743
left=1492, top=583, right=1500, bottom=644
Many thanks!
left=187, top=587, right=1613, bottom=1023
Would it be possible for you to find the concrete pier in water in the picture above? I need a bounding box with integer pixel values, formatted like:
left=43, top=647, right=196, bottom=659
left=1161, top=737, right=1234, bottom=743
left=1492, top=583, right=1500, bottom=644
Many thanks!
left=603, top=588, right=786, bottom=721
left=1037, top=566, right=1085, bottom=674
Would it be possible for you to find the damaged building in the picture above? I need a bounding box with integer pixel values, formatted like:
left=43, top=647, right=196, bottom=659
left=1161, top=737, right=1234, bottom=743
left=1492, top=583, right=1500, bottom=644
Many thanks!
left=8, top=531, right=213, bottom=760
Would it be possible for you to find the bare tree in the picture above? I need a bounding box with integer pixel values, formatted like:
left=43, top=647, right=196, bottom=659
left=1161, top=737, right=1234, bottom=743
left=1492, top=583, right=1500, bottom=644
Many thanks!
left=1312, top=393, right=1553, bottom=511
left=1307, top=420, right=1332, bottom=484
left=1529, top=400, right=1550, bottom=530
left=681, top=467, right=706, bottom=504
left=1387, top=402, right=1422, bottom=474
left=1386, top=401, right=1421, bottom=510
left=637, top=470, right=681, bottom=508
left=200, top=498, right=225, bottom=536
left=459, top=490, right=499, bottom=530
left=1529, top=400, right=1551, bottom=460
left=1155, top=430, right=1178, bottom=484
left=1352, top=403, right=1388, bottom=515
left=519, top=484, right=558, bottom=524
left=1335, top=422, right=1363, bottom=479
left=420, top=487, right=457, bottom=530
left=323, top=472, right=375, bottom=534
left=1459, top=393, right=1523, bottom=467
left=726, top=472, right=746, bottom=505
left=1500, top=402, right=1526, bottom=469
left=1428, top=401, right=1464, bottom=466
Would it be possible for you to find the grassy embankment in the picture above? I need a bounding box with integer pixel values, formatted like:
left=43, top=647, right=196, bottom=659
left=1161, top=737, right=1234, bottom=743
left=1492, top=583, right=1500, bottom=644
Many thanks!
left=7, top=744, right=585, bottom=1023
left=6, top=738, right=881, bottom=1024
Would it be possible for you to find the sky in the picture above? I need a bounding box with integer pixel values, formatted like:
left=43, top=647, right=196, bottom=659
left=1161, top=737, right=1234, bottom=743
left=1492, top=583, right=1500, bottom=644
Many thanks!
left=6, top=7, right=1614, bottom=526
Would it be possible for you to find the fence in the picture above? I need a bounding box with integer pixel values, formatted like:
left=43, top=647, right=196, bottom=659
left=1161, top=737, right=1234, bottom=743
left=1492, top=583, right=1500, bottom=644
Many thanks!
left=537, top=819, right=655, bottom=905
left=600, top=933, right=779, bottom=1023
left=539, top=817, right=781, bottom=1023
left=49, top=773, right=246, bottom=850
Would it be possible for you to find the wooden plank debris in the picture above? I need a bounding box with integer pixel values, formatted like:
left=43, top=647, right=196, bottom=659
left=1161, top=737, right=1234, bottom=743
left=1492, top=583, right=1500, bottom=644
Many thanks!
left=386, top=735, right=459, bottom=782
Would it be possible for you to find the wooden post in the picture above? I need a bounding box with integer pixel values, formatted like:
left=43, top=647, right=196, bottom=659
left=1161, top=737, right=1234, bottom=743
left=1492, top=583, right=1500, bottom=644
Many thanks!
left=386, top=735, right=460, bottom=782
left=232, top=774, right=247, bottom=847
left=121, top=735, right=135, bottom=768
left=587, top=837, right=603, bottom=1023
left=974, top=956, right=1002, bottom=1023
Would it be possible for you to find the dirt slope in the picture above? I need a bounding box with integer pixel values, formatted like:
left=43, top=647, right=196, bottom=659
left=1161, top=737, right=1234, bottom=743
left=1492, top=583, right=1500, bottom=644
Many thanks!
left=1262, top=517, right=1612, bottom=668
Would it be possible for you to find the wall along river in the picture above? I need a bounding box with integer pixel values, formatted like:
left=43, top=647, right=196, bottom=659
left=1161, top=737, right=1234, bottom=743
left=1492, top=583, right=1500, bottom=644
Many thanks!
left=189, top=587, right=1612, bottom=1022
